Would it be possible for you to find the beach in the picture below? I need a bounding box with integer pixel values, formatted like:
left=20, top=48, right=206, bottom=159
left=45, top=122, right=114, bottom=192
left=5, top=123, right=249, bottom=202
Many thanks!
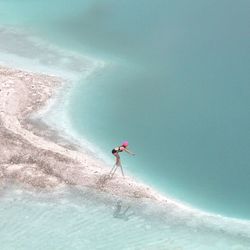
left=1, top=65, right=250, bottom=248
left=0, top=0, right=249, bottom=248
left=0, top=65, right=167, bottom=201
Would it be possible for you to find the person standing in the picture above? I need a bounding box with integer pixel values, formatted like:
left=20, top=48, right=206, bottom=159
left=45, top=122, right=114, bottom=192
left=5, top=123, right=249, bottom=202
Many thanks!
left=110, top=141, right=135, bottom=177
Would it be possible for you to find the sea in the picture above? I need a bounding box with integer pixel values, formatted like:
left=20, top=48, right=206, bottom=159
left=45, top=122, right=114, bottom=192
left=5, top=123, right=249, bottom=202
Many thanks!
left=0, top=0, right=249, bottom=249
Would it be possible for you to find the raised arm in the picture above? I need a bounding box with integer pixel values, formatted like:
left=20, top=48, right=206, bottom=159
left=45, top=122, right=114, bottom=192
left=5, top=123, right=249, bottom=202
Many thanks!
left=124, top=148, right=135, bottom=156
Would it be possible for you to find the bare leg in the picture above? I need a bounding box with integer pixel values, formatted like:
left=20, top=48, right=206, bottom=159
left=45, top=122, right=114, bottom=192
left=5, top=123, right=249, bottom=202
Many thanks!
left=110, top=164, right=119, bottom=178
left=119, top=164, right=125, bottom=177
left=116, top=156, right=125, bottom=177
left=110, top=154, right=120, bottom=178
left=109, top=163, right=117, bottom=176
left=116, top=155, right=120, bottom=165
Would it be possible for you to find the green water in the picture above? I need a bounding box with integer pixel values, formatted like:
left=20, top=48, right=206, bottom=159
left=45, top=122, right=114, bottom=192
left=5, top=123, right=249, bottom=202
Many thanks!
left=0, top=1, right=249, bottom=247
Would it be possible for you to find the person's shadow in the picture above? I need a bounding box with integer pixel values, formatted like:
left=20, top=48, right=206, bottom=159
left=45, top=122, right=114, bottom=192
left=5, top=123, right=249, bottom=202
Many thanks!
left=113, top=200, right=134, bottom=221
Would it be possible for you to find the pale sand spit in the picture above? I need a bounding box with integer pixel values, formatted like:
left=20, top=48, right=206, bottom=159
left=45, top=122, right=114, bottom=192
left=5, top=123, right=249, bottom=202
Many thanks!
left=0, top=66, right=169, bottom=205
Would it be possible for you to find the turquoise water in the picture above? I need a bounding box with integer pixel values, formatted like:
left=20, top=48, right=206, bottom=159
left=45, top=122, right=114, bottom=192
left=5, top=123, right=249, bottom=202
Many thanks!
left=1, top=186, right=250, bottom=250
left=63, top=1, right=250, bottom=219
left=0, top=0, right=250, bottom=248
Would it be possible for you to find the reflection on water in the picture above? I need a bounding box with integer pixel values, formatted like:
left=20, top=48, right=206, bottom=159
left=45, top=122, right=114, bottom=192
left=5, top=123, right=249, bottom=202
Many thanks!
left=113, top=200, right=134, bottom=221
left=0, top=185, right=249, bottom=250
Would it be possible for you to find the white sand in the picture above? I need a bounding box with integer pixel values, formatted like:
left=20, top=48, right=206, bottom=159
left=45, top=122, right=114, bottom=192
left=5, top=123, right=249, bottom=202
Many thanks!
left=0, top=66, right=168, bottom=203
left=1, top=66, right=250, bottom=241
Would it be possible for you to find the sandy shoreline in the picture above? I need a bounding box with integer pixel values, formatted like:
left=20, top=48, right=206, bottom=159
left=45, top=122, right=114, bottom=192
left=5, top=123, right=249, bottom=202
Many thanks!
left=0, top=65, right=168, bottom=203
left=1, top=65, right=250, bottom=242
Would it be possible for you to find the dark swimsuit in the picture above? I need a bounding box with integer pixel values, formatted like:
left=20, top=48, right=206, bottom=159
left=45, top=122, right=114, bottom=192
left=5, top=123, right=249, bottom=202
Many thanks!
left=112, top=146, right=124, bottom=155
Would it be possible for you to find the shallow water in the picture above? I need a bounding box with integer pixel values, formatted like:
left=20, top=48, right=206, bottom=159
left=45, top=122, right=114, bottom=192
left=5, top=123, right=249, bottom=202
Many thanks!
left=64, top=1, right=249, bottom=219
left=0, top=186, right=249, bottom=250
left=0, top=0, right=250, bottom=248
